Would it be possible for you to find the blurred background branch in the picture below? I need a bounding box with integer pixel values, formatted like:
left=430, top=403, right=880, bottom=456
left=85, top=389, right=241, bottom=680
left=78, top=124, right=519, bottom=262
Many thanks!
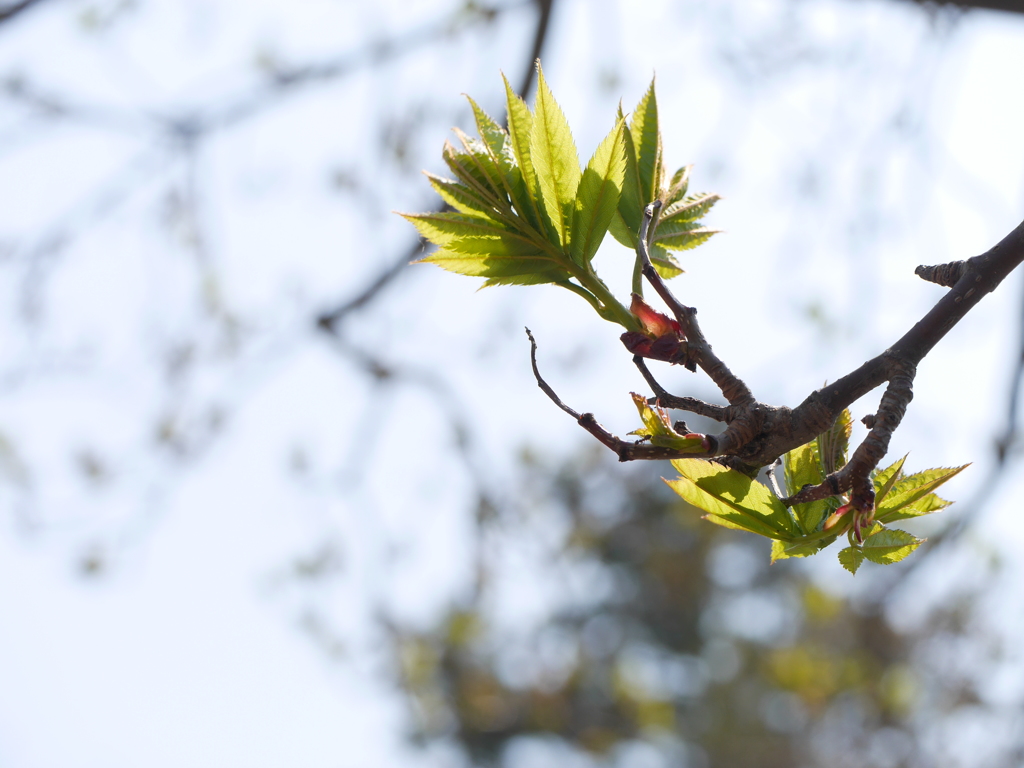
left=1, top=1, right=1024, bottom=766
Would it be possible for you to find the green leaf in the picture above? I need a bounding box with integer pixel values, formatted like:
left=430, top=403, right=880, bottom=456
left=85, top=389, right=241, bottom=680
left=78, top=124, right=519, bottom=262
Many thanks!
left=502, top=74, right=549, bottom=237
left=882, top=493, right=951, bottom=522
left=570, top=119, right=626, bottom=265
left=424, top=173, right=497, bottom=218
left=628, top=393, right=705, bottom=451
left=652, top=226, right=719, bottom=251
left=771, top=534, right=837, bottom=563
left=481, top=272, right=568, bottom=288
left=861, top=528, right=923, bottom=565
left=419, top=248, right=564, bottom=282
left=466, top=97, right=513, bottom=174
left=659, top=193, right=720, bottom=225
left=530, top=65, right=581, bottom=250
left=650, top=246, right=683, bottom=279
left=668, top=459, right=798, bottom=539
left=838, top=547, right=865, bottom=574
left=454, top=131, right=512, bottom=196
left=664, top=165, right=691, bottom=206
left=442, top=141, right=508, bottom=208
left=609, top=113, right=643, bottom=249
left=630, top=77, right=662, bottom=205
left=466, top=96, right=544, bottom=236
left=872, top=454, right=907, bottom=506
left=401, top=211, right=516, bottom=246
left=817, top=408, right=852, bottom=475
left=876, top=465, right=968, bottom=523
left=783, top=441, right=829, bottom=534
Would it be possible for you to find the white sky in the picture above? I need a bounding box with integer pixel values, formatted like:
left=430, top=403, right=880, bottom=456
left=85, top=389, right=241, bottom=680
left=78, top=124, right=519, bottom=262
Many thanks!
left=1, top=0, right=1024, bottom=766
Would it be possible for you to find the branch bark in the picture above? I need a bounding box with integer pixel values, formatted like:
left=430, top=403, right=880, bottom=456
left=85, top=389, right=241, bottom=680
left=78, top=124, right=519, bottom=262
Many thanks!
left=539, top=209, right=1024, bottom=500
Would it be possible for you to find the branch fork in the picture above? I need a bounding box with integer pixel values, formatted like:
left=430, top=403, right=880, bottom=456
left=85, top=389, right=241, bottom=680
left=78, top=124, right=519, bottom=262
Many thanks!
left=529, top=203, right=1024, bottom=507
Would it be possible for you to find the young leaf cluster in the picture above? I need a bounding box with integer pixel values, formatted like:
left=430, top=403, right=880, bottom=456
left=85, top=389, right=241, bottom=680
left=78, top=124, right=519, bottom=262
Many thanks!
left=402, top=65, right=719, bottom=330
left=667, top=409, right=967, bottom=572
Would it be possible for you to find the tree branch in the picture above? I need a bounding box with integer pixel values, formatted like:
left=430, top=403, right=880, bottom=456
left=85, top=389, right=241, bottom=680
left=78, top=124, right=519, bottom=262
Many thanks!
left=635, top=202, right=755, bottom=407
left=549, top=212, right=1024, bottom=500
left=631, top=356, right=732, bottom=422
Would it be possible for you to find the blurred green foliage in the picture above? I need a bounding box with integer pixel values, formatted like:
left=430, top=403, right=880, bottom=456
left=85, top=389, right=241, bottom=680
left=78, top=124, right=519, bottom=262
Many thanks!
left=390, top=449, right=1004, bottom=767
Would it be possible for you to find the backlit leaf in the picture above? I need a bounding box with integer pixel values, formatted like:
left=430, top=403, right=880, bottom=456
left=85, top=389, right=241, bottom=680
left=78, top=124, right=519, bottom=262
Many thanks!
left=530, top=65, right=581, bottom=249
left=650, top=246, right=683, bottom=279
left=420, top=248, right=563, bottom=281
left=454, top=131, right=511, bottom=197
left=653, top=226, right=719, bottom=251
left=610, top=113, right=644, bottom=248
left=570, top=119, right=626, bottom=265
left=861, top=528, right=922, bottom=565
left=783, top=441, right=829, bottom=534
left=817, top=408, right=852, bottom=475
left=630, top=77, right=662, bottom=204
left=659, top=193, right=720, bottom=225
left=668, top=459, right=797, bottom=539
left=838, top=547, right=865, bottom=574
left=466, top=97, right=513, bottom=174
left=443, top=141, right=508, bottom=207
left=772, top=534, right=838, bottom=563
left=502, top=74, right=549, bottom=236
left=628, top=393, right=705, bottom=452
left=879, top=492, right=952, bottom=522
left=872, top=454, right=907, bottom=506
left=665, top=165, right=691, bottom=206
left=401, top=211, right=522, bottom=248
left=876, top=465, right=968, bottom=522
left=424, top=173, right=498, bottom=218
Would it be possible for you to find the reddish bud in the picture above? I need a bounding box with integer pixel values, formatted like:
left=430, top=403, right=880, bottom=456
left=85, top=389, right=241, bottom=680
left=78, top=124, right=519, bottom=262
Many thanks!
left=823, top=503, right=854, bottom=532
left=630, top=293, right=680, bottom=338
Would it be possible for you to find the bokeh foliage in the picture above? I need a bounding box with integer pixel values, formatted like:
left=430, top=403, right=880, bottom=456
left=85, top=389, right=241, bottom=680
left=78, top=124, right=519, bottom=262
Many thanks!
left=391, top=449, right=1003, bottom=767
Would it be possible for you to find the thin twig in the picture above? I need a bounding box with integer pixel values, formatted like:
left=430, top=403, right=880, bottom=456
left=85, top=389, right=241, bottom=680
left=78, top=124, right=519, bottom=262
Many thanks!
left=527, top=329, right=717, bottom=461
left=631, top=357, right=731, bottom=421
left=636, top=203, right=755, bottom=406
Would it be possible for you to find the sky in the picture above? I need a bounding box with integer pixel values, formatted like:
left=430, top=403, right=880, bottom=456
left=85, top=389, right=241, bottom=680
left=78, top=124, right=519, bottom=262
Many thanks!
left=1, top=0, right=1024, bottom=766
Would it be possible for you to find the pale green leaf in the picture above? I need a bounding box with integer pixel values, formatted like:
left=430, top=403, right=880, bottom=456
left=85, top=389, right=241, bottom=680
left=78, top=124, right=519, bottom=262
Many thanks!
left=771, top=535, right=837, bottom=563
left=466, top=97, right=513, bottom=174
left=530, top=65, right=581, bottom=250
left=876, top=465, right=968, bottom=521
left=400, top=211, right=528, bottom=250
left=818, top=408, right=852, bottom=475
left=659, top=193, right=720, bottom=225
left=570, top=119, right=626, bottom=265
left=838, top=547, right=865, bottom=574
left=668, top=459, right=797, bottom=539
left=611, top=119, right=643, bottom=248
left=652, top=226, right=719, bottom=251
left=861, top=528, right=923, bottom=565
left=466, top=97, right=544, bottom=235
left=453, top=131, right=512, bottom=197
left=630, top=77, right=662, bottom=204
left=424, top=173, right=498, bottom=218
left=480, top=272, right=568, bottom=288
left=419, top=248, right=564, bottom=282
left=880, top=492, right=952, bottom=522
left=664, top=165, right=691, bottom=206
left=442, top=141, right=508, bottom=207
left=872, top=454, right=907, bottom=506
left=502, top=74, right=550, bottom=237
left=783, top=441, right=829, bottom=534
left=629, top=393, right=705, bottom=452
left=650, top=245, right=683, bottom=279
left=608, top=209, right=636, bottom=249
